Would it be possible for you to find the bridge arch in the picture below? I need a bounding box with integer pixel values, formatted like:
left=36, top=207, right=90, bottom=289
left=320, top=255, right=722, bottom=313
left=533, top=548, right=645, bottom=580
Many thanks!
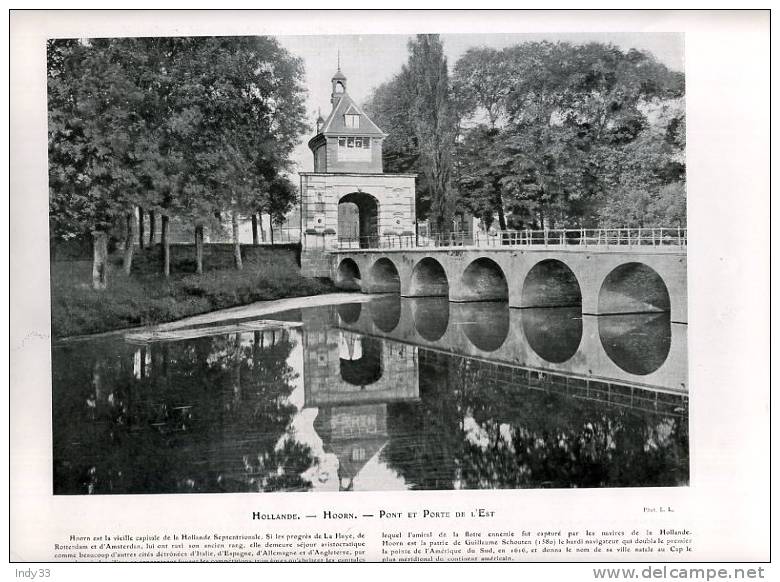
left=408, top=257, right=449, bottom=297
left=598, top=262, right=671, bottom=314
left=457, top=257, right=508, bottom=302
left=521, top=259, right=582, bottom=308
left=335, top=258, right=361, bottom=290
left=338, top=192, right=378, bottom=248
left=368, top=257, right=401, bottom=293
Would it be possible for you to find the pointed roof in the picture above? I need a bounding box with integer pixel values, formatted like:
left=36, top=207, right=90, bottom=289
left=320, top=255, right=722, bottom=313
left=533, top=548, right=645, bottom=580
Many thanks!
left=332, top=68, right=347, bottom=81
left=321, top=92, right=387, bottom=137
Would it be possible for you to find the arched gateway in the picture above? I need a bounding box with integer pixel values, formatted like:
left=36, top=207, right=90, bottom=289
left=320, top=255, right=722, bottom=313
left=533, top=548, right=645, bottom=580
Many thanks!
left=300, top=67, right=417, bottom=275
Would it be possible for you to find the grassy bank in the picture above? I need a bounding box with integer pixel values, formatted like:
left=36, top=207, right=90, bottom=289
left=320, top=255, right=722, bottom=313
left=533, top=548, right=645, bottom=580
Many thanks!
left=51, top=246, right=335, bottom=339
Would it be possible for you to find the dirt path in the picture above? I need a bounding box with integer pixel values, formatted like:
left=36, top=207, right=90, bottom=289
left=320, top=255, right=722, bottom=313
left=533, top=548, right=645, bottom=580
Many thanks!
left=55, top=292, right=374, bottom=343
left=155, top=292, right=374, bottom=330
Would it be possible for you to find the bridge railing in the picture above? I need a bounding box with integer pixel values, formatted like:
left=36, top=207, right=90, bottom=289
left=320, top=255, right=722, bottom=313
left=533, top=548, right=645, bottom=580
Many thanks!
left=334, top=228, right=687, bottom=250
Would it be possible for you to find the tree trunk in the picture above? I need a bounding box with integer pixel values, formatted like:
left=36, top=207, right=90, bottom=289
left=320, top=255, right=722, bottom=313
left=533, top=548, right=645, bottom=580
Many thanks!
left=138, top=206, right=145, bottom=249
left=260, top=213, right=266, bottom=242
left=195, top=224, right=204, bottom=274
left=91, top=231, right=108, bottom=290
left=232, top=333, right=242, bottom=405
left=161, top=215, right=170, bottom=277
left=269, top=220, right=274, bottom=245
left=123, top=212, right=136, bottom=275
left=149, top=210, right=156, bottom=246
left=232, top=212, right=243, bottom=270
left=251, top=214, right=259, bottom=245
left=495, top=185, right=507, bottom=231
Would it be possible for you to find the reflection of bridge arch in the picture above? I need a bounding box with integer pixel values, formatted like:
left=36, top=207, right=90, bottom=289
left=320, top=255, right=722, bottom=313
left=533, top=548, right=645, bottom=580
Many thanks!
left=335, top=297, right=687, bottom=394
left=370, top=294, right=402, bottom=333
left=599, top=313, right=671, bottom=375
left=457, top=302, right=510, bottom=352
left=522, top=259, right=582, bottom=308
left=458, top=257, right=508, bottom=302
left=336, top=258, right=361, bottom=290
left=337, top=302, right=362, bottom=324
left=339, top=334, right=383, bottom=387
left=521, top=307, right=582, bottom=364
left=598, top=262, right=671, bottom=314
left=408, top=258, right=449, bottom=297
left=368, top=258, right=401, bottom=293
left=338, top=192, right=379, bottom=248
left=411, top=297, right=449, bottom=341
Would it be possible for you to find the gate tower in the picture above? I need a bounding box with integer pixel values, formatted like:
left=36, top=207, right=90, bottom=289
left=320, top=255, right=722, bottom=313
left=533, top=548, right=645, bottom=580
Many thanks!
left=299, top=66, right=417, bottom=277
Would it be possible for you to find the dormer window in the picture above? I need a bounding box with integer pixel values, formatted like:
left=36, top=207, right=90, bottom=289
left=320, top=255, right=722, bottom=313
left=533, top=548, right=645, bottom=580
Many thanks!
left=344, top=114, right=360, bottom=128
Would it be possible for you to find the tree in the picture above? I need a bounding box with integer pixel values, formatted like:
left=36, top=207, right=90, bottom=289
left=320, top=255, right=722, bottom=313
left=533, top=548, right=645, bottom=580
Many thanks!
left=174, top=37, right=307, bottom=270
left=48, top=39, right=145, bottom=288
left=364, top=35, right=459, bottom=231
left=454, top=126, right=511, bottom=230
left=406, top=35, right=459, bottom=233
left=49, top=36, right=308, bottom=282
left=451, top=42, right=685, bottom=230
left=452, top=46, right=512, bottom=129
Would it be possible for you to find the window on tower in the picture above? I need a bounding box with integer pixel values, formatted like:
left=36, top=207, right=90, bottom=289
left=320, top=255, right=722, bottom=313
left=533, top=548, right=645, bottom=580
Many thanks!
left=344, top=114, right=360, bottom=128
left=336, top=136, right=371, bottom=161
left=334, top=82, right=344, bottom=94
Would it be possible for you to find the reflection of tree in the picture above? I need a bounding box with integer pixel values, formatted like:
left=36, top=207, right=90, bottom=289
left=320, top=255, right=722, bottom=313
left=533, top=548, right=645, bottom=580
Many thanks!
left=382, top=350, right=688, bottom=489
left=383, top=354, right=466, bottom=489
left=52, top=330, right=316, bottom=494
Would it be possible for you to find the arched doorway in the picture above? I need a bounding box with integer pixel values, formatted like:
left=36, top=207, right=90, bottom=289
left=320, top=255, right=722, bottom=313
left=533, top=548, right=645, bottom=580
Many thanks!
left=338, top=192, right=379, bottom=248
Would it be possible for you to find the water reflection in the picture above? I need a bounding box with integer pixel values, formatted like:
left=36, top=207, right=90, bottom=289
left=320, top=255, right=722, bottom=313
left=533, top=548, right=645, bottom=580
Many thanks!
left=452, top=302, right=510, bottom=352
left=410, top=297, right=449, bottom=341
left=383, top=351, right=688, bottom=489
left=51, top=297, right=687, bottom=495
left=339, top=335, right=383, bottom=386
left=53, top=329, right=315, bottom=494
left=369, top=294, right=402, bottom=333
left=599, top=313, right=672, bottom=375
left=337, top=302, right=362, bottom=324
left=521, top=307, right=583, bottom=363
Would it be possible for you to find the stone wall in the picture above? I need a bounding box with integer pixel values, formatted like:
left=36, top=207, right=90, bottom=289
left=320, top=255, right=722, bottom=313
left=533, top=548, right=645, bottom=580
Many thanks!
left=299, top=172, right=417, bottom=248
left=300, top=249, right=333, bottom=278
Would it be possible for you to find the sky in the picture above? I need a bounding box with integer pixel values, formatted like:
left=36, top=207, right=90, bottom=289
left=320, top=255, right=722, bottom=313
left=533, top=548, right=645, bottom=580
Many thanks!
left=276, top=32, right=685, bottom=176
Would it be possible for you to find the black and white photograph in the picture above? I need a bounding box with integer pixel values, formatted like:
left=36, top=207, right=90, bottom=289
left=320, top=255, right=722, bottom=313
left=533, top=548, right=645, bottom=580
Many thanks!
left=9, top=9, right=770, bottom=567
left=47, top=30, right=688, bottom=495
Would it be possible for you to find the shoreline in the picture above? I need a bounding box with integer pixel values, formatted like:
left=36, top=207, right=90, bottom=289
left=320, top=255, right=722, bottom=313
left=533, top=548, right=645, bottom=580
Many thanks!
left=54, top=292, right=375, bottom=344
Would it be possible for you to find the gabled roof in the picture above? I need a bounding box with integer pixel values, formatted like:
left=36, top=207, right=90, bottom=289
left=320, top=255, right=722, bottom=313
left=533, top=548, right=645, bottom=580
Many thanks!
left=321, top=92, right=387, bottom=137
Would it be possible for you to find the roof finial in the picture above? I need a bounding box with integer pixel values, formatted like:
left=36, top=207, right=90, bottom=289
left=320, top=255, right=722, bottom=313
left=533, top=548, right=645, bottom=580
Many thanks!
left=337, top=50, right=340, bottom=71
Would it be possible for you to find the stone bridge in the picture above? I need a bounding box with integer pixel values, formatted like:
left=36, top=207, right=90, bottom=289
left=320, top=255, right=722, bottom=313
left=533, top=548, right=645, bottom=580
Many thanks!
left=331, top=246, right=688, bottom=325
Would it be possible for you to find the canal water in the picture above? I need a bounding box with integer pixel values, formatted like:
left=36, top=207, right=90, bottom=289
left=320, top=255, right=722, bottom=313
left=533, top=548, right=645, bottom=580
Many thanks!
left=52, top=296, right=688, bottom=494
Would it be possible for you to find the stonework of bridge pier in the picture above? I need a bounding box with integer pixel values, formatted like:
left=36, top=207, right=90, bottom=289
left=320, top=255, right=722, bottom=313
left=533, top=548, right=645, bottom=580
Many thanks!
left=331, top=247, right=688, bottom=324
